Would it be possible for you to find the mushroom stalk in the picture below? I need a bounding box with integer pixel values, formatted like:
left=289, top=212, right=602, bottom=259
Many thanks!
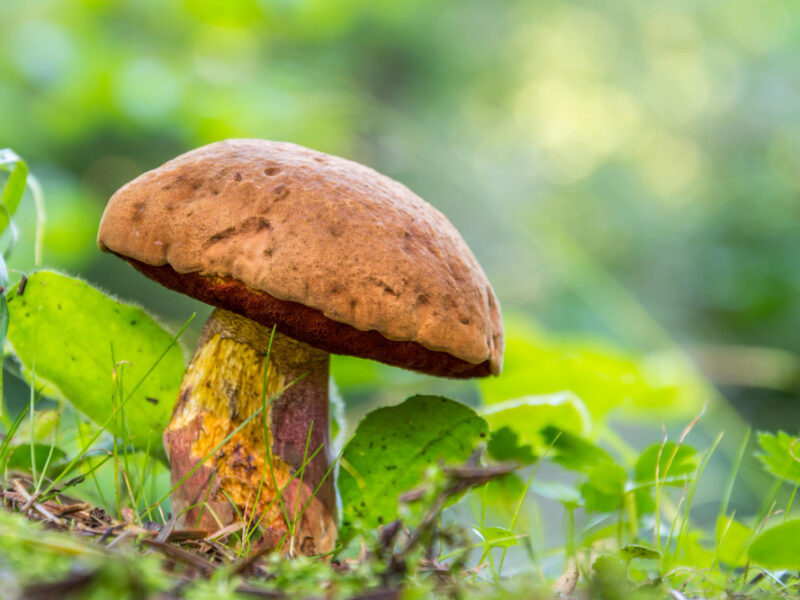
left=164, top=308, right=337, bottom=555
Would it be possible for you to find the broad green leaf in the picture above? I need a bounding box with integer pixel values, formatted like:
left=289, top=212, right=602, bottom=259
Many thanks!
left=715, top=516, right=751, bottom=567
left=673, top=531, right=714, bottom=570
left=541, top=426, right=614, bottom=472
left=591, top=554, right=629, bottom=598
left=0, top=148, right=28, bottom=234
left=634, top=442, right=697, bottom=482
left=474, top=526, right=520, bottom=549
left=14, top=409, right=60, bottom=443
left=580, top=461, right=627, bottom=513
left=479, top=473, right=530, bottom=522
left=5, top=443, right=66, bottom=474
left=481, top=392, right=590, bottom=454
left=487, top=426, right=536, bottom=464
left=748, top=519, right=800, bottom=569
left=6, top=271, right=186, bottom=458
left=756, top=430, right=800, bottom=484
left=633, top=441, right=697, bottom=514
left=620, top=544, right=660, bottom=561
left=479, top=314, right=704, bottom=421
left=338, top=395, right=488, bottom=542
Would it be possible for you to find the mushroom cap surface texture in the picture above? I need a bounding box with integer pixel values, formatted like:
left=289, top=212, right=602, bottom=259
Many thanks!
left=98, top=139, right=503, bottom=377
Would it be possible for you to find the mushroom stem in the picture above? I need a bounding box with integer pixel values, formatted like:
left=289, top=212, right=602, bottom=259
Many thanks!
left=164, top=308, right=337, bottom=555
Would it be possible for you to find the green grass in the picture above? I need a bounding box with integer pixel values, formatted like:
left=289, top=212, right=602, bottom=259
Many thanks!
left=3, top=151, right=800, bottom=598
left=7, top=354, right=796, bottom=599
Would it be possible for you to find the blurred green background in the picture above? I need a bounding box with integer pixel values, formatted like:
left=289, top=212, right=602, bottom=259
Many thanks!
left=1, top=0, right=799, bottom=428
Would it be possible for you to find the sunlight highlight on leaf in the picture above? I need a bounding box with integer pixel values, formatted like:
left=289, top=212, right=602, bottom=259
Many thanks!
left=481, top=392, right=590, bottom=454
left=6, top=271, right=186, bottom=457
left=748, top=519, right=800, bottom=569
left=756, top=430, right=800, bottom=484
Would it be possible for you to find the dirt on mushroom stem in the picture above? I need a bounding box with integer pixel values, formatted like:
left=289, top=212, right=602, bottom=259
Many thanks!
left=164, top=308, right=337, bottom=556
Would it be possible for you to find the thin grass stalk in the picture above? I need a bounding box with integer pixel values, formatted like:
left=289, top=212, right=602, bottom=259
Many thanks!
left=673, top=432, right=723, bottom=562
left=27, top=174, right=45, bottom=267
left=273, top=444, right=342, bottom=558
left=0, top=402, right=32, bottom=478
left=244, top=325, right=276, bottom=548
left=785, top=482, right=799, bottom=522
left=191, top=471, right=217, bottom=528
left=34, top=415, right=61, bottom=495
left=28, top=359, right=37, bottom=488
left=718, top=428, right=751, bottom=525
left=247, top=442, right=324, bottom=534
left=497, top=432, right=560, bottom=576
left=289, top=420, right=315, bottom=556
left=71, top=410, right=108, bottom=508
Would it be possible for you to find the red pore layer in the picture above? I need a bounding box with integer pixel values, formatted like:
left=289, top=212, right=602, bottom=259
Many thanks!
left=128, top=259, right=492, bottom=378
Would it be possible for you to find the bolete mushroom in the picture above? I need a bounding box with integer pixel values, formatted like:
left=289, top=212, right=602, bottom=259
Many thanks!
left=97, top=139, right=503, bottom=555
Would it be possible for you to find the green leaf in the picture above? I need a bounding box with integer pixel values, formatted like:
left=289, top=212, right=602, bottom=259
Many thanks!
left=541, top=426, right=614, bottom=472
left=580, top=461, right=627, bottom=513
left=6, top=271, right=186, bottom=458
left=338, top=395, right=488, bottom=542
left=479, top=314, right=704, bottom=421
left=715, top=516, right=751, bottom=567
left=748, top=519, right=800, bottom=569
left=756, top=430, right=800, bottom=484
left=632, top=441, right=697, bottom=514
left=675, top=531, right=714, bottom=570
left=474, top=526, right=520, bottom=549
left=487, top=426, right=536, bottom=464
left=0, top=148, right=28, bottom=234
left=591, top=554, right=629, bottom=597
left=634, top=442, right=697, bottom=483
left=481, top=392, right=590, bottom=454
left=5, top=443, right=66, bottom=474
left=620, top=544, right=660, bottom=562
left=14, top=409, right=60, bottom=443
left=478, top=473, right=530, bottom=521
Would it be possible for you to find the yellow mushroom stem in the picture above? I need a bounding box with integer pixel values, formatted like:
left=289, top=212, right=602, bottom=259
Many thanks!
left=164, top=308, right=337, bottom=556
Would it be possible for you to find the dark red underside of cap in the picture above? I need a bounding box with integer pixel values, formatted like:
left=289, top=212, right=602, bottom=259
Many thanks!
left=126, top=259, right=492, bottom=379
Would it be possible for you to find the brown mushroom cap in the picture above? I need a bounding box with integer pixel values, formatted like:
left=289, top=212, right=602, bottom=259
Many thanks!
left=97, top=139, right=503, bottom=378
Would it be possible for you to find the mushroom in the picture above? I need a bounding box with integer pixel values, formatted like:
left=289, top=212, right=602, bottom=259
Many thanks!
left=97, top=139, right=503, bottom=555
